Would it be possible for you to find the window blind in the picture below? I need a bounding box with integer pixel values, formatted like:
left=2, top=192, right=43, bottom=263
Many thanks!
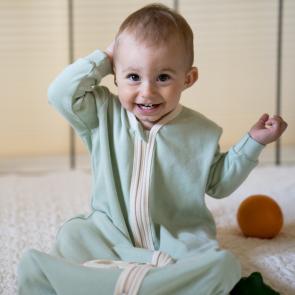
left=0, top=0, right=294, bottom=170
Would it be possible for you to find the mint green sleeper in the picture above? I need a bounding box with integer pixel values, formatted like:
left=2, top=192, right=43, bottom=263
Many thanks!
left=18, top=50, right=264, bottom=295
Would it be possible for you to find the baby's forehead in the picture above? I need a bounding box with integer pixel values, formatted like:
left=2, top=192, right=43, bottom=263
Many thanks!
left=114, top=38, right=188, bottom=74
left=115, top=31, right=184, bottom=53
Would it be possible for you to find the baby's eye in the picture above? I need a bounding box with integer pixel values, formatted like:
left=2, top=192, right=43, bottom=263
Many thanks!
left=157, top=74, right=171, bottom=82
left=127, top=73, right=140, bottom=82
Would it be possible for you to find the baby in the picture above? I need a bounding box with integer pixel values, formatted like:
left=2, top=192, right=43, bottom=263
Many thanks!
left=18, top=4, right=287, bottom=295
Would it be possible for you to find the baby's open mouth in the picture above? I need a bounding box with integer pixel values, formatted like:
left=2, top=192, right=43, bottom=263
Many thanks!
left=137, top=103, right=160, bottom=110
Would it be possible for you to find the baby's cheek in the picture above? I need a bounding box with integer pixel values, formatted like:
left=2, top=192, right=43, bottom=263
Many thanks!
left=118, top=97, right=134, bottom=112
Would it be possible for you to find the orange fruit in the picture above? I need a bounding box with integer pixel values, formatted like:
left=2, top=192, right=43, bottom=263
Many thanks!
left=237, top=195, right=283, bottom=239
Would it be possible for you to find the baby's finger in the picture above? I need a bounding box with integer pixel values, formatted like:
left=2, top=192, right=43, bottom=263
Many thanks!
left=267, top=117, right=288, bottom=137
left=272, top=115, right=288, bottom=130
left=270, top=115, right=284, bottom=125
left=259, top=113, right=269, bottom=122
left=280, top=120, right=288, bottom=132
left=254, top=113, right=269, bottom=129
left=265, top=117, right=277, bottom=127
left=272, top=115, right=284, bottom=123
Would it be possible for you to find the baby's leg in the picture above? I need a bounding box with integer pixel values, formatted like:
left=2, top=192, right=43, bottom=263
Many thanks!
left=51, top=212, right=120, bottom=263
left=18, top=249, right=56, bottom=295
left=17, top=211, right=125, bottom=295
left=17, top=248, right=121, bottom=295
left=137, top=248, right=241, bottom=295
left=18, top=245, right=239, bottom=295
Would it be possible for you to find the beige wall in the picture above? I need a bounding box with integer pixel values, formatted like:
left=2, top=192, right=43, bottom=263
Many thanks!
left=0, top=0, right=294, bottom=161
left=181, top=0, right=295, bottom=152
left=0, top=0, right=69, bottom=157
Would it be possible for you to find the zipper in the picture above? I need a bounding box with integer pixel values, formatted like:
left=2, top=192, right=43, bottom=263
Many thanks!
left=129, top=104, right=183, bottom=250
left=130, top=137, right=154, bottom=249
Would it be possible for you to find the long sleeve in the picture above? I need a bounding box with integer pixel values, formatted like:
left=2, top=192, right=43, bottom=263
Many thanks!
left=206, top=133, right=265, bottom=198
left=47, top=50, right=112, bottom=140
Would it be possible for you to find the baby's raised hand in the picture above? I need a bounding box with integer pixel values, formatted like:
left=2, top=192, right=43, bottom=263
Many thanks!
left=105, top=41, right=115, bottom=63
left=249, top=113, right=288, bottom=145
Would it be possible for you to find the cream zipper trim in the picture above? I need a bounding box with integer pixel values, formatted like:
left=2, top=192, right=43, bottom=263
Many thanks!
left=130, top=134, right=155, bottom=249
left=114, top=263, right=153, bottom=295
left=84, top=254, right=174, bottom=295
left=151, top=250, right=174, bottom=267
left=129, top=105, right=183, bottom=250
left=130, top=138, right=146, bottom=247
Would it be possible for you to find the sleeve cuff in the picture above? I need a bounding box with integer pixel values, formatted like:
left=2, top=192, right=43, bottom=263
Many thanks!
left=84, top=49, right=112, bottom=78
left=233, top=133, right=265, bottom=161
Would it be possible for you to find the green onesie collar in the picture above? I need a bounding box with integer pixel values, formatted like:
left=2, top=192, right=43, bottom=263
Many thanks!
left=127, top=104, right=183, bottom=142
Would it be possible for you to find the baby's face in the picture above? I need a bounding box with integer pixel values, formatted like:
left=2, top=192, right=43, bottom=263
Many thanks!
left=113, top=33, right=197, bottom=129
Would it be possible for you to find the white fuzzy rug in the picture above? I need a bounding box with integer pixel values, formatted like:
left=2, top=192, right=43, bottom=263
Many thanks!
left=0, top=165, right=294, bottom=295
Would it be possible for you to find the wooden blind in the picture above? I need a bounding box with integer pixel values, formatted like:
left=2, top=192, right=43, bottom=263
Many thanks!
left=0, top=0, right=294, bottom=169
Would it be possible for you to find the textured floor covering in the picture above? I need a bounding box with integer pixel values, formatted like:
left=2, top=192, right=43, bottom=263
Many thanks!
left=0, top=165, right=294, bottom=295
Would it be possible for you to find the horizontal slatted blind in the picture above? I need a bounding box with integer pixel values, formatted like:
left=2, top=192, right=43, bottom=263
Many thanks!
left=281, top=0, right=295, bottom=162
left=0, top=0, right=69, bottom=158
left=180, top=0, right=294, bottom=160
left=73, top=0, right=173, bottom=156
left=181, top=0, right=277, bottom=144
left=0, top=0, right=294, bottom=168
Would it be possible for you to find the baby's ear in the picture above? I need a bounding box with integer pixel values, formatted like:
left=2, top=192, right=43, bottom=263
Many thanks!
left=113, top=67, right=118, bottom=86
left=184, top=67, right=198, bottom=89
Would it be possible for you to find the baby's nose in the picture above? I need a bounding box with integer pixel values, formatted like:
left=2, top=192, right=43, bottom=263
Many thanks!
left=140, top=81, right=156, bottom=98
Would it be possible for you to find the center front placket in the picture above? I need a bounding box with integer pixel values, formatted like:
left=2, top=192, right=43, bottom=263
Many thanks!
left=129, top=131, right=156, bottom=250
left=128, top=104, right=183, bottom=250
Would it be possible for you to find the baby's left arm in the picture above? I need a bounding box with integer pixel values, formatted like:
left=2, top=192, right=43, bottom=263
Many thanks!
left=249, top=113, right=288, bottom=145
left=206, top=114, right=287, bottom=198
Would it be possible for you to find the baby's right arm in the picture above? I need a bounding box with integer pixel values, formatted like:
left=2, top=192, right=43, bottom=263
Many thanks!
left=48, top=50, right=113, bottom=136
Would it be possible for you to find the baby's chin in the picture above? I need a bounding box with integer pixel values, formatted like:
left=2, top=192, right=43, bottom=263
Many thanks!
left=135, top=110, right=175, bottom=130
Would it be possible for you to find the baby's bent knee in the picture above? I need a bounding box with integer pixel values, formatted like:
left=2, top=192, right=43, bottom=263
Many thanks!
left=18, top=250, right=42, bottom=292
left=56, top=217, right=85, bottom=244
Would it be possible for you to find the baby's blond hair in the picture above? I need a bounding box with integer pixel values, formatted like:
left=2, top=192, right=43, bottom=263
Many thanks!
left=115, top=3, right=194, bottom=69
